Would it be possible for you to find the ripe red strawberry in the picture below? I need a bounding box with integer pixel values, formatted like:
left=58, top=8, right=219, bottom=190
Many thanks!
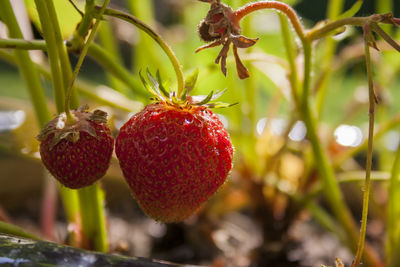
left=115, top=71, right=234, bottom=223
left=38, top=106, right=114, bottom=189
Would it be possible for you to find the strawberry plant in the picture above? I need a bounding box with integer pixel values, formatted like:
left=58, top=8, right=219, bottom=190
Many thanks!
left=0, top=0, right=400, bottom=266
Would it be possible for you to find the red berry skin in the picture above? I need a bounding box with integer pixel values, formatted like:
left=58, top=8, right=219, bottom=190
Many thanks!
left=40, top=121, right=114, bottom=189
left=116, top=103, right=233, bottom=223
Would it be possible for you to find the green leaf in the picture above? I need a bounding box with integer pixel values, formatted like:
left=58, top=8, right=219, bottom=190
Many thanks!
left=206, top=102, right=238, bottom=108
left=139, top=70, right=164, bottom=100
left=196, top=90, right=214, bottom=105
left=184, top=68, right=199, bottom=94
left=146, top=68, right=159, bottom=90
left=338, top=0, right=363, bottom=19
left=211, top=88, right=227, bottom=101
left=156, top=70, right=170, bottom=98
left=145, top=68, right=168, bottom=100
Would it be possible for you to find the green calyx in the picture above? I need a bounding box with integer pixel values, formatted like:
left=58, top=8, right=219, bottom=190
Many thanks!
left=140, top=68, right=236, bottom=108
left=37, top=105, right=108, bottom=149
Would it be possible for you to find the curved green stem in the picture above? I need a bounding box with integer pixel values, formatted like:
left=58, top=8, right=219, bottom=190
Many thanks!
left=352, top=27, right=376, bottom=267
left=102, top=7, right=185, bottom=98
left=234, top=1, right=306, bottom=42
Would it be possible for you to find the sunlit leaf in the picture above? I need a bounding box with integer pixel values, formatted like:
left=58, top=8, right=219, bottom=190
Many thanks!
left=184, top=68, right=199, bottom=94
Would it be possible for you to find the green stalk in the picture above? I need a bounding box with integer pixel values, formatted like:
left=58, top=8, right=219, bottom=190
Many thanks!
left=301, top=30, right=382, bottom=267
left=0, top=38, right=46, bottom=49
left=34, top=0, right=65, bottom=113
left=315, top=0, right=344, bottom=116
left=352, top=26, right=376, bottom=267
left=306, top=17, right=368, bottom=41
left=0, top=221, right=40, bottom=240
left=66, top=0, right=111, bottom=252
left=102, top=7, right=185, bottom=98
left=377, top=0, right=393, bottom=34
left=0, top=0, right=80, bottom=246
left=34, top=0, right=83, bottom=246
left=44, top=0, right=79, bottom=109
left=76, top=0, right=95, bottom=39
left=327, top=0, right=345, bottom=20
left=300, top=43, right=356, bottom=236
left=278, top=13, right=299, bottom=105
left=65, top=0, right=110, bottom=117
left=300, top=41, right=361, bottom=258
left=387, top=139, right=400, bottom=262
left=78, top=184, right=108, bottom=252
left=235, top=2, right=382, bottom=264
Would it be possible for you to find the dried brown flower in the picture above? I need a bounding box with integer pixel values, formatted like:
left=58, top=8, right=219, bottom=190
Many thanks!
left=196, top=0, right=258, bottom=79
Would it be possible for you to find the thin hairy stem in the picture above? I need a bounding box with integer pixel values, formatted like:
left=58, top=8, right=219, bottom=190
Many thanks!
left=234, top=1, right=306, bottom=42
left=352, top=25, right=376, bottom=267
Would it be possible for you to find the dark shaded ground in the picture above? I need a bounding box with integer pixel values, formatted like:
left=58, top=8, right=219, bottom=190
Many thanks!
left=0, top=234, right=195, bottom=267
left=0, top=152, right=356, bottom=267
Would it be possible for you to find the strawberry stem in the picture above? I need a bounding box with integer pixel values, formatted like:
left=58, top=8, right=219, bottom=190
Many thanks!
left=64, top=0, right=111, bottom=119
left=101, top=7, right=186, bottom=99
left=34, top=0, right=66, bottom=113
left=234, top=1, right=306, bottom=42
left=78, top=184, right=108, bottom=252
left=352, top=24, right=377, bottom=267
left=227, top=1, right=384, bottom=265
left=44, top=0, right=80, bottom=110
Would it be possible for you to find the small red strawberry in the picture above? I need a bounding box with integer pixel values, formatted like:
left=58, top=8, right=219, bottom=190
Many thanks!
left=115, top=70, right=234, bottom=223
left=38, top=106, right=114, bottom=189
